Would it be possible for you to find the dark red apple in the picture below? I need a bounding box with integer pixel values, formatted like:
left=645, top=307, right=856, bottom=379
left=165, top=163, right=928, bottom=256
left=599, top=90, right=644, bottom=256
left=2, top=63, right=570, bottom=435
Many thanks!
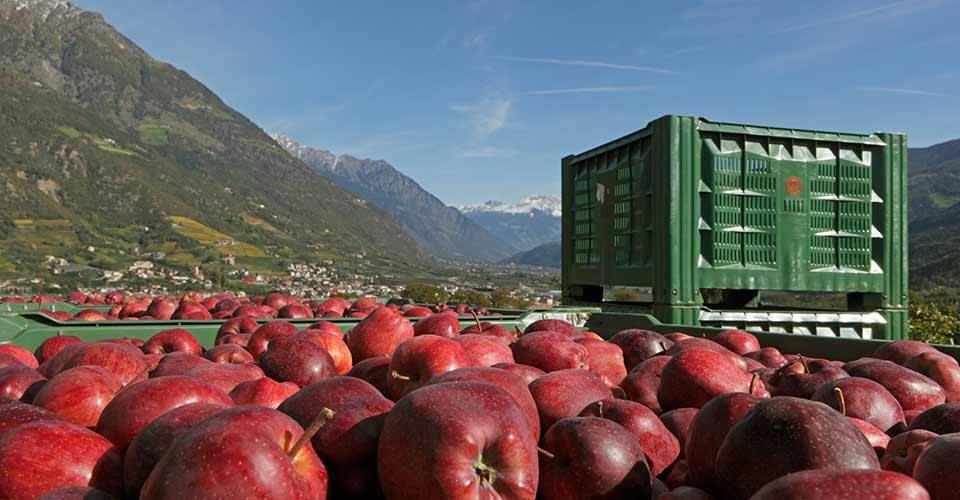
left=247, top=321, right=299, bottom=360
left=141, top=328, right=202, bottom=356
left=511, top=331, right=589, bottom=373
left=751, top=469, right=929, bottom=500
left=657, top=485, right=716, bottom=500
left=183, top=363, right=265, bottom=393
left=493, top=363, right=545, bottom=385
left=744, top=347, right=788, bottom=368
left=150, top=352, right=211, bottom=377
left=716, top=397, right=881, bottom=500
left=289, top=329, right=353, bottom=375
left=216, top=316, right=259, bottom=339
left=345, top=307, right=414, bottom=362
left=60, top=342, right=148, bottom=386
left=850, top=417, right=890, bottom=457
left=345, top=355, right=391, bottom=397
left=279, top=304, right=314, bottom=319
left=35, top=486, right=114, bottom=500
left=34, top=334, right=83, bottom=365
left=428, top=367, right=541, bottom=441
left=874, top=340, right=939, bottom=365
left=685, top=393, right=761, bottom=490
left=712, top=329, right=760, bottom=355
left=913, top=433, right=960, bottom=499
left=140, top=405, right=327, bottom=499
left=906, top=351, right=960, bottom=402
left=666, top=338, right=749, bottom=371
left=907, top=402, right=960, bottom=434
left=386, top=335, right=473, bottom=400
left=608, top=329, right=673, bottom=370
left=32, top=366, right=122, bottom=427
left=579, top=398, right=680, bottom=477
left=259, top=338, right=336, bottom=388
left=574, top=337, right=627, bottom=387
left=0, top=420, right=121, bottom=499
left=413, top=313, right=461, bottom=338
left=377, top=381, right=538, bottom=499
left=529, top=369, right=613, bottom=433
left=122, top=403, right=226, bottom=498
left=846, top=359, right=946, bottom=412
left=0, top=365, right=45, bottom=402
left=524, top=319, right=581, bottom=338
left=880, top=429, right=938, bottom=475
left=811, top=377, right=906, bottom=434
left=771, top=358, right=849, bottom=399
left=658, top=348, right=769, bottom=410
left=620, top=355, right=671, bottom=413
left=451, top=333, right=514, bottom=367
left=0, top=345, right=38, bottom=369
left=229, top=377, right=299, bottom=408
left=95, top=375, right=233, bottom=451
left=202, top=343, right=255, bottom=364
left=661, top=407, right=699, bottom=457
left=279, top=376, right=393, bottom=498
left=215, top=333, right=251, bottom=347
left=538, top=417, right=651, bottom=500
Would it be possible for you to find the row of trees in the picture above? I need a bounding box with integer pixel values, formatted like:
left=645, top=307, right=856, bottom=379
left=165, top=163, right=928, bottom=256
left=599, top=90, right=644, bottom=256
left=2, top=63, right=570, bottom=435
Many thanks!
left=401, top=284, right=532, bottom=309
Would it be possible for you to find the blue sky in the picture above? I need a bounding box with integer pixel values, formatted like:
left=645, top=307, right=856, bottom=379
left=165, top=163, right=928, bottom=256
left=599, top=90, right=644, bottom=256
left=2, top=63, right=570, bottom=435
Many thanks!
left=74, top=0, right=960, bottom=205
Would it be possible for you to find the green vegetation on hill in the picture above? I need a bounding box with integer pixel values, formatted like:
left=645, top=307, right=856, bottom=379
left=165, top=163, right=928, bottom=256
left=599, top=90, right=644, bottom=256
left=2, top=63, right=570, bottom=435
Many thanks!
left=0, top=1, right=430, bottom=283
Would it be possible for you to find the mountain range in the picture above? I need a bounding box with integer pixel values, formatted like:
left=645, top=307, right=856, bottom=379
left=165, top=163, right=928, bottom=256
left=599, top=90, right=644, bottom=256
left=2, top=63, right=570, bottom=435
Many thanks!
left=272, top=134, right=516, bottom=262
left=908, top=138, right=960, bottom=288
left=457, top=196, right=562, bottom=251
left=0, top=0, right=427, bottom=280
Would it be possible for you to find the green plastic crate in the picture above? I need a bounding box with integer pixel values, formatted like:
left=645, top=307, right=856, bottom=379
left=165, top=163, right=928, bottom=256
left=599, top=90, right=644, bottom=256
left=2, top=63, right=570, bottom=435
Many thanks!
left=562, top=115, right=908, bottom=339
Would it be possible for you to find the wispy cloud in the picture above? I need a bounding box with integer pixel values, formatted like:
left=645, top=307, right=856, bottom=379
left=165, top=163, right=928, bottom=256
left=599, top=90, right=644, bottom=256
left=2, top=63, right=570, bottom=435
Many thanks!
left=461, top=147, right=515, bottom=158
left=463, top=33, right=487, bottom=49
left=451, top=97, right=512, bottom=136
left=520, top=85, right=654, bottom=96
left=771, top=0, right=937, bottom=34
left=856, top=86, right=953, bottom=97
left=495, top=56, right=673, bottom=74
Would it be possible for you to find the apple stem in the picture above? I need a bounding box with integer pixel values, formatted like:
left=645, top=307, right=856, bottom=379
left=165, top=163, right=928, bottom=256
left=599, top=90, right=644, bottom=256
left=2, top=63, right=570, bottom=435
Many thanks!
left=597, top=400, right=604, bottom=418
left=749, top=372, right=759, bottom=395
left=834, top=387, right=846, bottom=416
left=471, top=310, right=482, bottom=330
left=798, top=354, right=809, bottom=373
left=772, top=359, right=799, bottom=384
left=658, top=341, right=668, bottom=354
left=537, top=446, right=556, bottom=459
left=390, top=370, right=412, bottom=381
left=288, top=407, right=335, bottom=459
left=56, top=329, right=63, bottom=337
left=121, top=366, right=152, bottom=390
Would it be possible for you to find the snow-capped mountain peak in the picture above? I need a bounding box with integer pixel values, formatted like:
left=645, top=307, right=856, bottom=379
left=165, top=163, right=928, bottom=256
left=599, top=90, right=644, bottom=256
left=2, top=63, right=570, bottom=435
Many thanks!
left=456, top=195, right=561, bottom=217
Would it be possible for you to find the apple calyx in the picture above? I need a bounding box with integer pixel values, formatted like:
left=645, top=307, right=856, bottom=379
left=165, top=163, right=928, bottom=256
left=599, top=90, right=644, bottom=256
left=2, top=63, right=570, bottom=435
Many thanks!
left=391, top=370, right=412, bottom=382
left=473, top=455, right=497, bottom=486
left=287, top=407, right=335, bottom=459
left=834, top=387, right=846, bottom=416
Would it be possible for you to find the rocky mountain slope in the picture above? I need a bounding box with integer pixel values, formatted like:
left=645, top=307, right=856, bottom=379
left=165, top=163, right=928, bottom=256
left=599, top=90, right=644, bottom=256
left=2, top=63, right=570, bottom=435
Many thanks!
left=499, top=241, right=561, bottom=268
left=457, top=196, right=561, bottom=251
left=272, top=134, right=515, bottom=262
left=0, top=0, right=427, bottom=278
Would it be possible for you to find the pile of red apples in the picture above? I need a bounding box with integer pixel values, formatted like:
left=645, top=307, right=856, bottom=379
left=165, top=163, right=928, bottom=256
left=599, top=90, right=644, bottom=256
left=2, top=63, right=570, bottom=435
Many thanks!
left=1, top=299, right=959, bottom=499
left=3, top=292, right=494, bottom=322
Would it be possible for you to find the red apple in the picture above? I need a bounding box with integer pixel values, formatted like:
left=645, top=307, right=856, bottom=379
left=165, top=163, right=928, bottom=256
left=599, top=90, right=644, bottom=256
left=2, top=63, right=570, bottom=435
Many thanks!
left=461, top=321, right=516, bottom=343
left=906, top=351, right=960, bottom=402
left=712, top=329, right=760, bottom=355
left=874, top=340, right=939, bottom=365
left=95, top=375, right=233, bottom=451
left=140, top=405, right=328, bottom=499
left=34, top=334, right=83, bottom=365
left=216, top=316, right=259, bottom=339
left=846, top=359, right=946, bottom=412
left=32, top=366, right=122, bottom=427
left=203, top=343, right=255, bottom=364
left=608, top=329, right=673, bottom=369
left=658, top=348, right=769, bottom=411
left=428, top=367, right=541, bottom=441
left=260, top=338, right=336, bottom=388
left=579, top=398, right=680, bottom=477
left=229, top=378, right=299, bottom=408
left=377, top=381, right=538, bottom=499
left=413, top=313, right=461, bottom=338
left=122, top=403, right=226, bottom=498
left=35, top=486, right=114, bottom=500
left=620, top=355, right=671, bottom=413
left=60, top=342, right=148, bottom=386
left=661, top=407, right=699, bottom=456
left=279, top=376, right=393, bottom=497
left=141, top=328, right=202, bottom=356
left=511, top=331, right=589, bottom=373
left=811, top=377, right=906, bottom=434
left=387, top=335, right=473, bottom=400
left=880, top=429, right=938, bottom=475
left=524, top=319, right=581, bottom=338
left=529, top=368, right=614, bottom=433
left=279, top=304, right=314, bottom=319
left=290, top=329, right=353, bottom=375
left=306, top=320, right=344, bottom=338
left=183, top=363, right=265, bottom=393
left=752, top=469, right=929, bottom=500
left=492, top=363, right=545, bottom=385
left=0, top=345, right=38, bottom=369
left=0, top=397, right=61, bottom=439
left=247, top=321, right=299, bottom=360
left=574, top=337, right=627, bottom=386
left=215, top=333, right=251, bottom=347
left=345, top=355, right=391, bottom=397
left=403, top=306, right=433, bottom=318
left=150, top=352, right=211, bottom=377
left=0, top=420, right=122, bottom=499
left=685, top=393, right=761, bottom=490
left=0, top=366, right=45, bottom=402
left=451, top=333, right=514, bottom=367
left=345, top=307, right=414, bottom=362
